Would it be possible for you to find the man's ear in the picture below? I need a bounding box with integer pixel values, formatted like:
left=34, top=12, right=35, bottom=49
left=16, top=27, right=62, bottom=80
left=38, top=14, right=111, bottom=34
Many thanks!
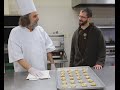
left=88, top=17, right=91, bottom=22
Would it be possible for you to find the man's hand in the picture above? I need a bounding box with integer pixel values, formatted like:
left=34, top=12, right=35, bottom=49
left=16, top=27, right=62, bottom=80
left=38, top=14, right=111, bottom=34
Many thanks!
left=28, top=67, right=43, bottom=78
left=51, top=64, right=56, bottom=70
left=93, top=64, right=103, bottom=70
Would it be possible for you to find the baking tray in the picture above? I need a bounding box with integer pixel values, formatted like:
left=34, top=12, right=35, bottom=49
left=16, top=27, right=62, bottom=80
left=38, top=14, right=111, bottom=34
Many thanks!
left=56, top=66, right=105, bottom=90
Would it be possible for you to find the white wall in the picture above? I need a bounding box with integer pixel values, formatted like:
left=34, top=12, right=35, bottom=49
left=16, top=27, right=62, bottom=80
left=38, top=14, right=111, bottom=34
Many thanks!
left=4, top=0, right=19, bottom=15
left=4, top=0, right=9, bottom=15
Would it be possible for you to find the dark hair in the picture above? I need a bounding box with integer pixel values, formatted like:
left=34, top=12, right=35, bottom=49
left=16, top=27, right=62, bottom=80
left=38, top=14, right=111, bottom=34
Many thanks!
left=81, top=8, right=92, bottom=18
left=19, top=13, right=30, bottom=27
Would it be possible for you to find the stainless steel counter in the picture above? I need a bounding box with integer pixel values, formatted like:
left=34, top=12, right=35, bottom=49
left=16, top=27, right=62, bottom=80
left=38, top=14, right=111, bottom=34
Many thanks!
left=4, top=70, right=57, bottom=90
left=92, top=66, right=115, bottom=90
left=4, top=66, right=115, bottom=90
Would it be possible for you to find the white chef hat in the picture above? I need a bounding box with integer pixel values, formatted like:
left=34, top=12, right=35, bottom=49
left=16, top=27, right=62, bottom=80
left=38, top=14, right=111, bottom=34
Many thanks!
left=16, top=0, right=37, bottom=16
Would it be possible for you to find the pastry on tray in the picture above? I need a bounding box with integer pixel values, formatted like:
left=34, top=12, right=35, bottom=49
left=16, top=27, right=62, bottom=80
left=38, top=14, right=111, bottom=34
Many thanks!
left=62, top=84, right=67, bottom=88
left=61, top=77, right=66, bottom=81
left=75, top=72, right=79, bottom=75
left=68, top=72, right=71, bottom=74
left=68, top=72, right=72, bottom=75
left=87, top=79, right=93, bottom=83
left=70, top=80, right=75, bottom=84
left=61, top=81, right=67, bottom=85
left=78, top=80, right=84, bottom=83
left=67, top=69, right=72, bottom=72
left=76, top=74, right=80, bottom=77
left=60, top=72, right=65, bottom=75
left=82, top=70, right=87, bottom=73
left=83, top=73, right=89, bottom=76
left=85, top=75, right=90, bottom=79
left=75, top=71, right=79, bottom=73
left=75, top=70, right=79, bottom=73
left=80, top=83, right=87, bottom=87
left=76, top=73, right=80, bottom=76
left=75, top=73, right=79, bottom=76
left=75, top=69, right=79, bottom=72
left=70, top=84, right=76, bottom=88
left=82, top=68, right=87, bottom=72
left=69, top=77, right=74, bottom=80
left=60, top=73, right=65, bottom=77
left=82, top=68, right=86, bottom=71
left=61, top=70, right=65, bottom=72
left=68, top=74, right=73, bottom=77
left=77, top=76, right=81, bottom=80
left=90, top=82, right=96, bottom=86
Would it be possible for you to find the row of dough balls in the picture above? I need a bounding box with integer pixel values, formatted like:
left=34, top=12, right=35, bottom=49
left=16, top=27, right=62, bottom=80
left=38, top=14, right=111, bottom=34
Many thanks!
left=74, top=68, right=96, bottom=85
left=60, top=68, right=96, bottom=88
left=61, top=78, right=96, bottom=86
left=60, top=69, right=94, bottom=82
left=60, top=75, right=96, bottom=87
left=61, top=82, right=97, bottom=88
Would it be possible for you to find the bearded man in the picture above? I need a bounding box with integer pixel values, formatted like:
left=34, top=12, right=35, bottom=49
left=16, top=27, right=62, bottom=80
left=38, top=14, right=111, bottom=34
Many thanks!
left=70, top=8, right=106, bottom=70
left=8, top=0, right=56, bottom=77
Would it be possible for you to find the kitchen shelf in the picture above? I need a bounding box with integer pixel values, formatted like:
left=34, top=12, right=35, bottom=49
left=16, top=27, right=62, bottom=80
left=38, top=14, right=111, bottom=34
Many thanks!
left=4, top=26, right=16, bottom=28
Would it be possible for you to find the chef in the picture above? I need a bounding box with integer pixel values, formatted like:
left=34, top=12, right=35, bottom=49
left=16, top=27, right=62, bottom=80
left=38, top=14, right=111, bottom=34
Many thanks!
left=8, top=0, right=56, bottom=77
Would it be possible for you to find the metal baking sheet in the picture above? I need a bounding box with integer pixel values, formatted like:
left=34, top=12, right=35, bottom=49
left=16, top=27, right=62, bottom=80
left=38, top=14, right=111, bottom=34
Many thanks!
left=56, top=66, right=105, bottom=90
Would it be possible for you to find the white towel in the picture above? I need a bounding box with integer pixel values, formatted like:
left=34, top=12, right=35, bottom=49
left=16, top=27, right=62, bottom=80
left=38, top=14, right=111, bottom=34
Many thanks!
left=26, top=70, right=51, bottom=80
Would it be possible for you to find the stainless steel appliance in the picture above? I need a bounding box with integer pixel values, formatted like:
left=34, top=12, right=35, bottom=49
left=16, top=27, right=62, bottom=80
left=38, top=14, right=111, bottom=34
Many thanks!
left=106, top=46, right=115, bottom=56
left=48, top=34, right=67, bottom=68
left=97, top=26, right=115, bottom=66
left=97, top=26, right=115, bottom=56
left=49, top=34, right=67, bottom=60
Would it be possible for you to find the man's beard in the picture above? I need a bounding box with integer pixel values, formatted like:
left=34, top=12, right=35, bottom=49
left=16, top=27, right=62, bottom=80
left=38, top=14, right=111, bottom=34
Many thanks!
left=29, top=21, right=38, bottom=30
left=32, top=22, right=38, bottom=29
left=79, top=20, right=88, bottom=26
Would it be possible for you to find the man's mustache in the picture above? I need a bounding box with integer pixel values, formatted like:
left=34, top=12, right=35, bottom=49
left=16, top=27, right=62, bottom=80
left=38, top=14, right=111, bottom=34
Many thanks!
left=79, top=20, right=83, bottom=22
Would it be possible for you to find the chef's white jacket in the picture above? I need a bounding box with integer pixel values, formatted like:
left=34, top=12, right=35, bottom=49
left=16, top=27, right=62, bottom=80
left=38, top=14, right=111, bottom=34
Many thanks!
left=8, top=26, right=55, bottom=72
